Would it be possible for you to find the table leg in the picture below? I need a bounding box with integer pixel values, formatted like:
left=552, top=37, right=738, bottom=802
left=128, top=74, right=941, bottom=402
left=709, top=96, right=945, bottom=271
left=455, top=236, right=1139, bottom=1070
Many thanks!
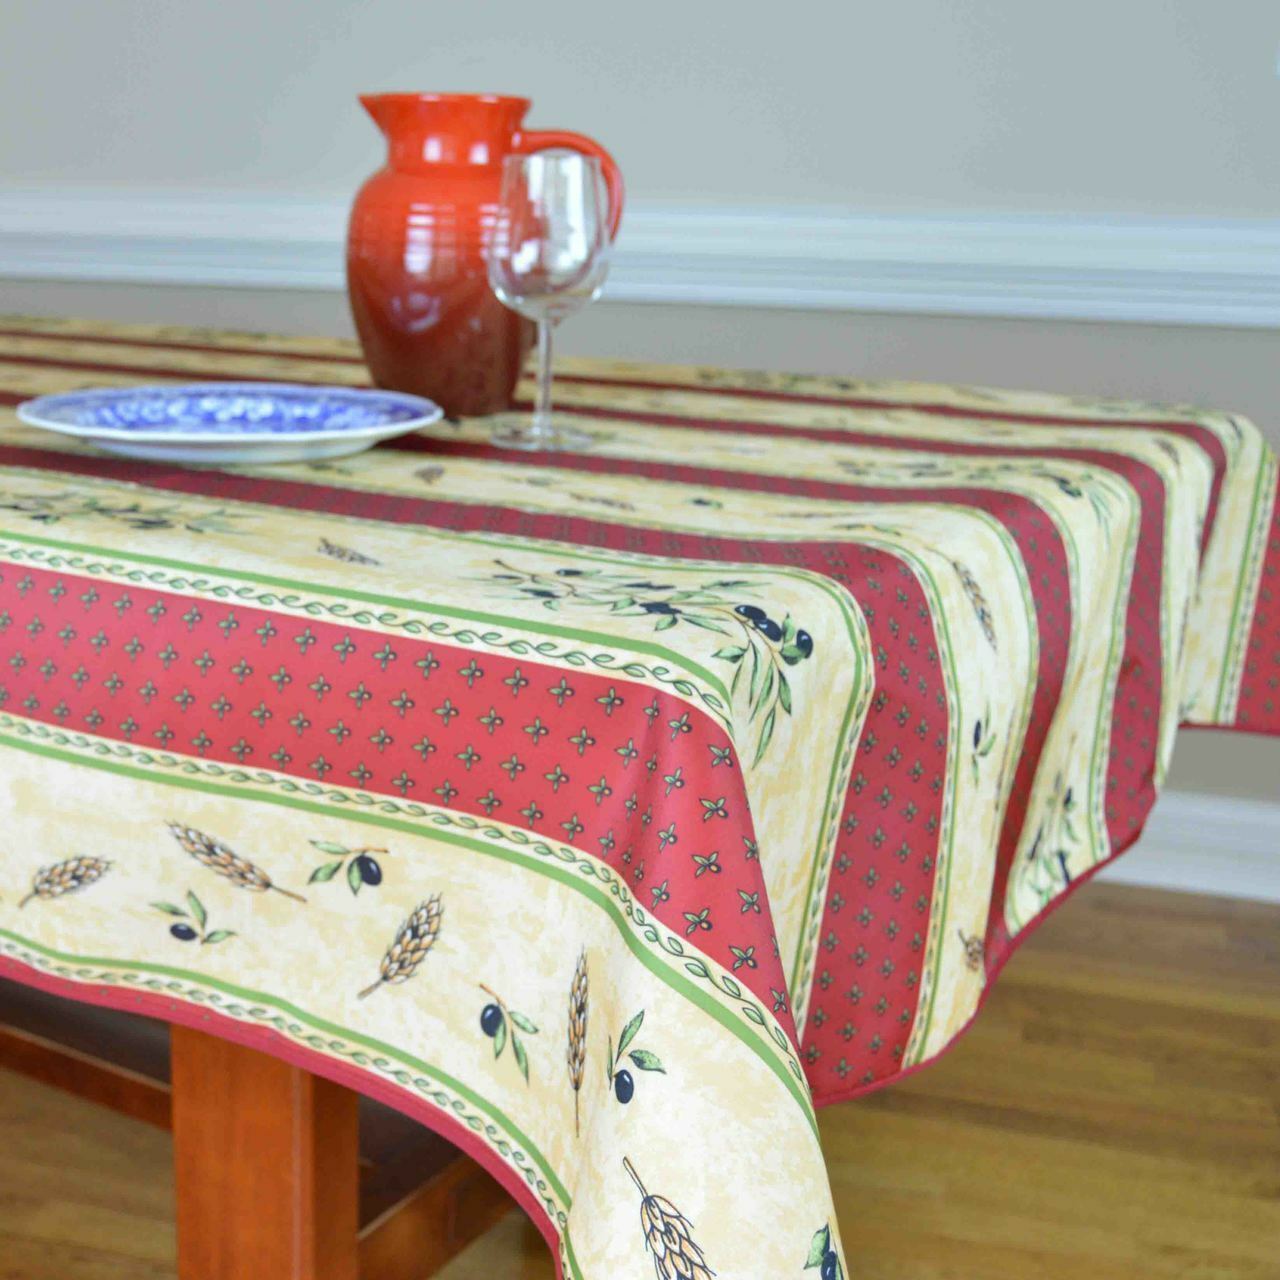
left=170, top=1024, right=360, bottom=1280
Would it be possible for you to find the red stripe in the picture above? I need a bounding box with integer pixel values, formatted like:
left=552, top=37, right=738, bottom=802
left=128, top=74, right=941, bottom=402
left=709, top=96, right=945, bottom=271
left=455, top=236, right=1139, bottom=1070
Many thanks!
left=0, top=325, right=367, bottom=365
left=555, top=369, right=1219, bottom=433
left=0, top=348, right=370, bottom=385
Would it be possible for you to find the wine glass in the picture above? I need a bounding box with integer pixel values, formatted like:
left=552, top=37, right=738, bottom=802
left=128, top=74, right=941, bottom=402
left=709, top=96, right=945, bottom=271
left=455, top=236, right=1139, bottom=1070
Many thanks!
left=487, top=152, right=610, bottom=451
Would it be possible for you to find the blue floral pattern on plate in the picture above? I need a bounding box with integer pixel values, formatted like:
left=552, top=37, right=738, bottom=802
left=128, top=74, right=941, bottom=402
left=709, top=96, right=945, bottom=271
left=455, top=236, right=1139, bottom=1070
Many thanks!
left=15, top=383, right=444, bottom=466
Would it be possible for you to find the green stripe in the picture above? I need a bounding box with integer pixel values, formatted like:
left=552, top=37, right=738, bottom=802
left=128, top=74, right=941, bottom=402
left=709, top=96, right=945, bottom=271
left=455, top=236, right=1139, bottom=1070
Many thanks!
left=0, top=724, right=818, bottom=1137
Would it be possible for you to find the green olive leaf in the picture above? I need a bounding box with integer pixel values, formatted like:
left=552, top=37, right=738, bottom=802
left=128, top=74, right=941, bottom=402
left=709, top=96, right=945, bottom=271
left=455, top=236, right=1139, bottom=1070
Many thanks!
left=185, top=892, right=207, bottom=930
left=150, top=902, right=187, bottom=917
left=806, top=1224, right=831, bottom=1267
left=628, top=1049, right=665, bottom=1073
left=508, top=1010, right=539, bottom=1035
left=346, top=859, right=363, bottom=896
left=616, top=1010, right=645, bottom=1059
left=310, top=840, right=350, bottom=856
left=512, top=1034, right=529, bottom=1082
left=492, top=1015, right=507, bottom=1058
left=308, top=861, right=343, bottom=884
left=201, top=930, right=236, bottom=945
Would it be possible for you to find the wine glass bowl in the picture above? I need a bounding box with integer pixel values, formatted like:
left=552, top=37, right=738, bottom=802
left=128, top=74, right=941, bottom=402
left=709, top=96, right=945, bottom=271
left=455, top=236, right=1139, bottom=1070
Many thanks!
left=487, top=152, right=611, bottom=450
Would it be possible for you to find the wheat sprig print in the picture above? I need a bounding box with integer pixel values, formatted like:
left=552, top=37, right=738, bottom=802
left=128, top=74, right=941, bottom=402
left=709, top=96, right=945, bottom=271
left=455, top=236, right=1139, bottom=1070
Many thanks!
left=165, top=822, right=306, bottom=902
left=950, top=559, right=997, bottom=652
left=623, top=1157, right=714, bottom=1280
left=567, top=950, right=588, bottom=1135
left=358, top=895, right=442, bottom=999
left=18, top=856, right=112, bottom=908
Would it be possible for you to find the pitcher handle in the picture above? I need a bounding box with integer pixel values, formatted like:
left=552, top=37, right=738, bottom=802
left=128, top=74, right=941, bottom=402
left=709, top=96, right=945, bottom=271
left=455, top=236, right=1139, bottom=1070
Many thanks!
left=513, top=129, right=625, bottom=241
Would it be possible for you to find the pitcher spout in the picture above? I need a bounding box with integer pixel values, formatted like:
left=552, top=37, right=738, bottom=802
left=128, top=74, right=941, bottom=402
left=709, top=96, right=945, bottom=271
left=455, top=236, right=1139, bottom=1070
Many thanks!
left=359, top=92, right=531, bottom=168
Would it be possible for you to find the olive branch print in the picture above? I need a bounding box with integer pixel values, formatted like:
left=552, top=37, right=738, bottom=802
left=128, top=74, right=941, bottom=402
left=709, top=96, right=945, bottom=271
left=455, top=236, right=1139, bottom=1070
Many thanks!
left=307, top=839, right=385, bottom=896
left=483, top=561, right=814, bottom=764
left=623, top=1157, right=714, bottom=1280
left=18, top=856, right=111, bottom=908
left=805, top=1223, right=843, bottom=1280
left=478, top=984, right=539, bottom=1082
left=0, top=488, right=244, bottom=536
left=606, top=1009, right=665, bottom=1105
left=971, top=702, right=996, bottom=784
left=151, top=891, right=236, bottom=945
left=1022, top=762, right=1084, bottom=909
left=358, top=895, right=443, bottom=999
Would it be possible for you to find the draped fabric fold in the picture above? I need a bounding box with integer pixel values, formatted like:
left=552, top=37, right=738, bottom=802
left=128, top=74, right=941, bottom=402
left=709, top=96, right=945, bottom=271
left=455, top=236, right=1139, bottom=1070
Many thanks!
left=0, top=317, right=1274, bottom=1279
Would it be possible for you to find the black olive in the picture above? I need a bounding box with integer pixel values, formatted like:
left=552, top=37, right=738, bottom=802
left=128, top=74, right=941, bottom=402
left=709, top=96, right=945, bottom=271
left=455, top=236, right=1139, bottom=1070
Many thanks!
left=354, top=853, right=382, bottom=886
left=556, top=569, right=584, bottom=576
left=973, top=720, right=982, bottom=748
left=170, top=923, right=198, bottom=942
left=734, top=604, right=766, bottom=622
left=756, top=617, right=783, bottom=642
left=480, top=1003, right=503, bottom=1037
left=641, top=602, right=677, bottom=615
left=796, top=629, right=814, bottom=657
left=613, top=1069, right=634, bottom=1103
left=821, top=1249, right=839, bottom=1280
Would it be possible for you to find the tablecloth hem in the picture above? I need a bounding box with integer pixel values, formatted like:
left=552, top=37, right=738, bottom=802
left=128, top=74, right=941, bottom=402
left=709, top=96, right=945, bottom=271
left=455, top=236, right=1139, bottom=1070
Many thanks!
left=0, top=953, right=570, bottom=1280
left=806, top=767, right=1184, bottom=1110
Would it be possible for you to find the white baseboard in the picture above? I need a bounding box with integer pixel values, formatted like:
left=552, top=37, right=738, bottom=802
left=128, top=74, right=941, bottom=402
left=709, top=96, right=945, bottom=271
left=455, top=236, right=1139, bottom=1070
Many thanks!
left=1102, top=790, right=1279, bottom=903
left=1, top=187, right=1278, bottom=328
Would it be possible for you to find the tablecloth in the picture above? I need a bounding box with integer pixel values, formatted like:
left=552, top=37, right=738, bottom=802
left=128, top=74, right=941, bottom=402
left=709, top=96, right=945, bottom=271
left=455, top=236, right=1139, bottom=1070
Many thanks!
left=0, top=315, right=1275, bottom=1280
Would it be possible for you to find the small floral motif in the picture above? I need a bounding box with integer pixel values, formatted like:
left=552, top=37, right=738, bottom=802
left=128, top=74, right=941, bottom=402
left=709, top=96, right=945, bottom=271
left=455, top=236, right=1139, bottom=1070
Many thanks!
left=606, top=1009, right=665, bottom=1105
left=151, top=890, right=236, bottom=945
left=307, top=839, right=385, bottom=896
left=478, top=984, right=539, bottom=1082
left=358, top=895, right=442, bottom=999
left=18, top=855, right=111, bottom=908
left=623, top=1157, right=713, bottom=1280
left=805, top=1223, right=843, bottom=1280
left=483, top=561, right=814, bottom=764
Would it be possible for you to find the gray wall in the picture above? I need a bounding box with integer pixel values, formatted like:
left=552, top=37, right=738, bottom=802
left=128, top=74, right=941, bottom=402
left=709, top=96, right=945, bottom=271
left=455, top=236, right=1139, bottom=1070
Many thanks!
left=0, top=0, right=1275, bottom=803
left=3, top=0, right=1279, bottom=216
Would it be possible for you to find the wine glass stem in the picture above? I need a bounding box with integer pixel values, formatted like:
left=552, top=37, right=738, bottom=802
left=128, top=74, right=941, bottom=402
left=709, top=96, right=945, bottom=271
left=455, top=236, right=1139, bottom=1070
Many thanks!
left=530, top=319, right=556, bottom=444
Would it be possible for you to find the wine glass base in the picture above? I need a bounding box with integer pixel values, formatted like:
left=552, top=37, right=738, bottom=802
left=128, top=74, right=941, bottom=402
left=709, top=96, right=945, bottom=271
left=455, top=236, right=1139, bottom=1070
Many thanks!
left=491, top=422, right=592, bottom=453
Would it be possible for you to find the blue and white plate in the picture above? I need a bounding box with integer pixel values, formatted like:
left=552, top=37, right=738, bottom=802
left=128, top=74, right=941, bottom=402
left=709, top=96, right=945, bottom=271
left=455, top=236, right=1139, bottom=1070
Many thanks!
left=16, top=383, right=443, bottom=465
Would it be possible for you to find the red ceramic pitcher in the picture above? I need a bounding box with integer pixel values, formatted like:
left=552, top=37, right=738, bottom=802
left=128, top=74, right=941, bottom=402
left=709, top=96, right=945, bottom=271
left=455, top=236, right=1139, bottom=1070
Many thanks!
left=347, top=93, right=623, bottom=418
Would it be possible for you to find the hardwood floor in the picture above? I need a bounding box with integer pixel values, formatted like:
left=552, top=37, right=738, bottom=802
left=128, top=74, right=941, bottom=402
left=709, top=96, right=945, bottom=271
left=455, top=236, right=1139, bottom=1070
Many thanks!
left=0, top=885, right=1276, bottom=1279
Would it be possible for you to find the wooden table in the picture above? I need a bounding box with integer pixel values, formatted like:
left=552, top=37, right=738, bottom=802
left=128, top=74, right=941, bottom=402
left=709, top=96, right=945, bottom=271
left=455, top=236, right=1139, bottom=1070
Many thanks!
left=0, top=977, right=511, bottom=1278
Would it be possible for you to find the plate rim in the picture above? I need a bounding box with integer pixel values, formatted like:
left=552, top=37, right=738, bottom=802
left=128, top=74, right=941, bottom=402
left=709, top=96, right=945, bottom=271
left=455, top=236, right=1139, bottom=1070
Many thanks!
left=15, top=382, right=444, bottom=444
